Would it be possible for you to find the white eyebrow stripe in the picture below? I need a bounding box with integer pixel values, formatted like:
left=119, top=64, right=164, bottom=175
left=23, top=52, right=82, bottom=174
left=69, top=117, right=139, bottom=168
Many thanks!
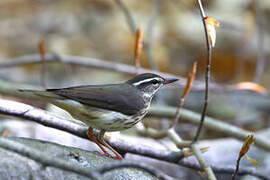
left=133, top=77, right=162, bottom=86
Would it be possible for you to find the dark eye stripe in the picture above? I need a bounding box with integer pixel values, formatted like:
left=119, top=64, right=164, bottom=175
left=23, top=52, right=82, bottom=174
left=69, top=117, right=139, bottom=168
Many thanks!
left=150, top=79, right=159, bottom=84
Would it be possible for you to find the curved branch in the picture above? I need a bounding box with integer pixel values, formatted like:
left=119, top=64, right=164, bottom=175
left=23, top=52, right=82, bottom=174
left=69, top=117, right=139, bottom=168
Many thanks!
left=0, top=80, right=269, bottom=152
left=0, top=99, right=268, bottom=179
left=149, top=105, right=270, bottom=151
left=253, top=0, right=265, bottom=83
left=0, top=53, right=230, bottom=91
left=0, top=99, right=184, bottom=163
left=191, top=144, right=216, bottom=180
left=193, top=0, right=212, bottom=142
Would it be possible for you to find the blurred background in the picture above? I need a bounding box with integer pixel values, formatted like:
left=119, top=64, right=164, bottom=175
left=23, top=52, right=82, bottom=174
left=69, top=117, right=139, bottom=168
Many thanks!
left=0, top=0, right=269, bottom=84
left=0, top=0, right=270, bottom=179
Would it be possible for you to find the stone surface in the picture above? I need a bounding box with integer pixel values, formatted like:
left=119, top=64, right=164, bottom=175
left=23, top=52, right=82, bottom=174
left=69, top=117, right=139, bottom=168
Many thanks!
left=0, top=137, right=155, bottom=180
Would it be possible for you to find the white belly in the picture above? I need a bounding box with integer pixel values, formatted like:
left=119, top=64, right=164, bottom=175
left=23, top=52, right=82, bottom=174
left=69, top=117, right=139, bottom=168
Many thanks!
left=50, top=99, right=148, bottom=131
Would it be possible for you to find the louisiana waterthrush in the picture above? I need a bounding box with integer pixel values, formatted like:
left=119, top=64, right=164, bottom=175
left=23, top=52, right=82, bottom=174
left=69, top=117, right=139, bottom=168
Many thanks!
left=22, top=73, right=178, bottom=159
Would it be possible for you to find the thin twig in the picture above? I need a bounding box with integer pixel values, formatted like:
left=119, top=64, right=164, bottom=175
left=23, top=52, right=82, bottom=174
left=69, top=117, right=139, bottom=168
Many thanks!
left=136, top=123, right=191, bottom=149
left=114, top=0, right=159, bottom=70
left=172, top=62, right=197, bottom=128
left=0, top=53, right=229, bottom=91
left=145, top=0, right=162, bottom=70
left=193, top=0, right=212, bottom=142
left=253, top=0, right=265, bottom=83
left=136, top=123, right=209, bottom=155
left=114, top=0, right=136, bottom=34
left=38, top=40, right=47, bottom=89
left=172, top=97, right=185, bottom=127
left=136, top=122, right=168, bottom=139
left=149, top=105, right=270, bottom=152
left=191, top=144, right=217, bottom=180
left=232, top=156, right=241, bottom=180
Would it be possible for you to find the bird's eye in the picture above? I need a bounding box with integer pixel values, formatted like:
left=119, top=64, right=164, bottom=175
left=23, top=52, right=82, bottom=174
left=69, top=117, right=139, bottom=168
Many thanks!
left=152, top=80, right=159, bottom=86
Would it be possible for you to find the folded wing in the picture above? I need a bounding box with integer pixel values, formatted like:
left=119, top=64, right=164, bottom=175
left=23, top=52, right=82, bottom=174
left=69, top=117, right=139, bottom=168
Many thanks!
left=47, top=84, right=145, bottom=116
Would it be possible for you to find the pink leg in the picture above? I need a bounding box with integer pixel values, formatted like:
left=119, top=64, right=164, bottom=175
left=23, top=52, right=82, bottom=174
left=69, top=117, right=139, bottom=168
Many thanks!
left=98, top=130, right=123, bottom=160
left=86, top=128, right=111, bottom=157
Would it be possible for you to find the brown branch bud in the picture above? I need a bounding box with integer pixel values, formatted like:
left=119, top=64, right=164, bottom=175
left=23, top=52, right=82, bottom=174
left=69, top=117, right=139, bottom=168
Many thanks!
left=38, top=40, right=46, bottom=61
left=134, top=27, right=143, bottom=73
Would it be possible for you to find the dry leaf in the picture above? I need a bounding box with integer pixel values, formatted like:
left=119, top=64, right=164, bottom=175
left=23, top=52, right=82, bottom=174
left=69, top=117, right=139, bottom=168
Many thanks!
left=245, top=155, right=258, bottom=165
left=205, top=16, right=220, bottom=48
left=183, top=146, right=209, bottom=157
left=134, top=27, right=143, bottom=71
left=182, top=62, right=197, bottom=97
left=239, top=134, right=255, bottom=158
left=236, top=82, right=267, bottom=95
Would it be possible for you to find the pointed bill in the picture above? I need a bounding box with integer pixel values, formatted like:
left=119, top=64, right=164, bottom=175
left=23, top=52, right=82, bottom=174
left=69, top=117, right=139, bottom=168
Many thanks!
left=163, top=78, right=178, bottom=85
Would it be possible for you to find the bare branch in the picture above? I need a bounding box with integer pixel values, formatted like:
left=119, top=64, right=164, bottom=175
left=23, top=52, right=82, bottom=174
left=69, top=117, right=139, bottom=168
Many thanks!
left=0, top=53, right=230, bottom=91
left=193, top=0, right=212, bottom=142
left=253, top=0, right=265, bottom=83
left=172, top=62, right=197, bottom=128
left=0, top=99, right=184, bottom=163
left=149, top=105, right=270, bottom=152
left=1, top=79, right=270, bottom=152
left=0, top=98, right=268, bottom=179
left=136, top=123, right=191, bottom=149
left=114, top=0, right=136, bottom=34
left=114, top=0, right=160, bottom=71
left=145, top=0, right=162, bottom=70
left=232, top=155, right=241, bottom=180
left=38, top=40, right=47, bottom=89
left=191, top=144, right=216, bottom=180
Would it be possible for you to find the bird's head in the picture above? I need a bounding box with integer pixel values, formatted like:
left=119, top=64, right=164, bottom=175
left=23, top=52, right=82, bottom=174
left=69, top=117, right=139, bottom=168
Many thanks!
left=127, top=73, right=178, bottom=100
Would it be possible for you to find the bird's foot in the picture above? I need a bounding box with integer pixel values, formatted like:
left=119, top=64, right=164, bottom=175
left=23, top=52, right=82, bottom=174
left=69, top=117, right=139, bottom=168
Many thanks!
left=111, top=154, right=123, bottom=160
left=94, top=151, right=116, bottom=159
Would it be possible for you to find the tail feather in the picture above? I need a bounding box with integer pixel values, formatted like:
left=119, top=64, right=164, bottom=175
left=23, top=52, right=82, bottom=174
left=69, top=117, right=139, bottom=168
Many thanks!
left=19, top=89, right=65, bottom=100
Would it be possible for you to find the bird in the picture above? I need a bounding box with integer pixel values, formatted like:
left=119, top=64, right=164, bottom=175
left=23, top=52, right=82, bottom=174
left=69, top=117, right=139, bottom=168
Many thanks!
left=20, top=73, right=178, bottom=160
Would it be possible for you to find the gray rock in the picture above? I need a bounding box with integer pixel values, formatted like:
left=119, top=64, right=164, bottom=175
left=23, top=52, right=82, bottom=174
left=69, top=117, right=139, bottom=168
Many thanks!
left=0, top=137, right=155, bottom=180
